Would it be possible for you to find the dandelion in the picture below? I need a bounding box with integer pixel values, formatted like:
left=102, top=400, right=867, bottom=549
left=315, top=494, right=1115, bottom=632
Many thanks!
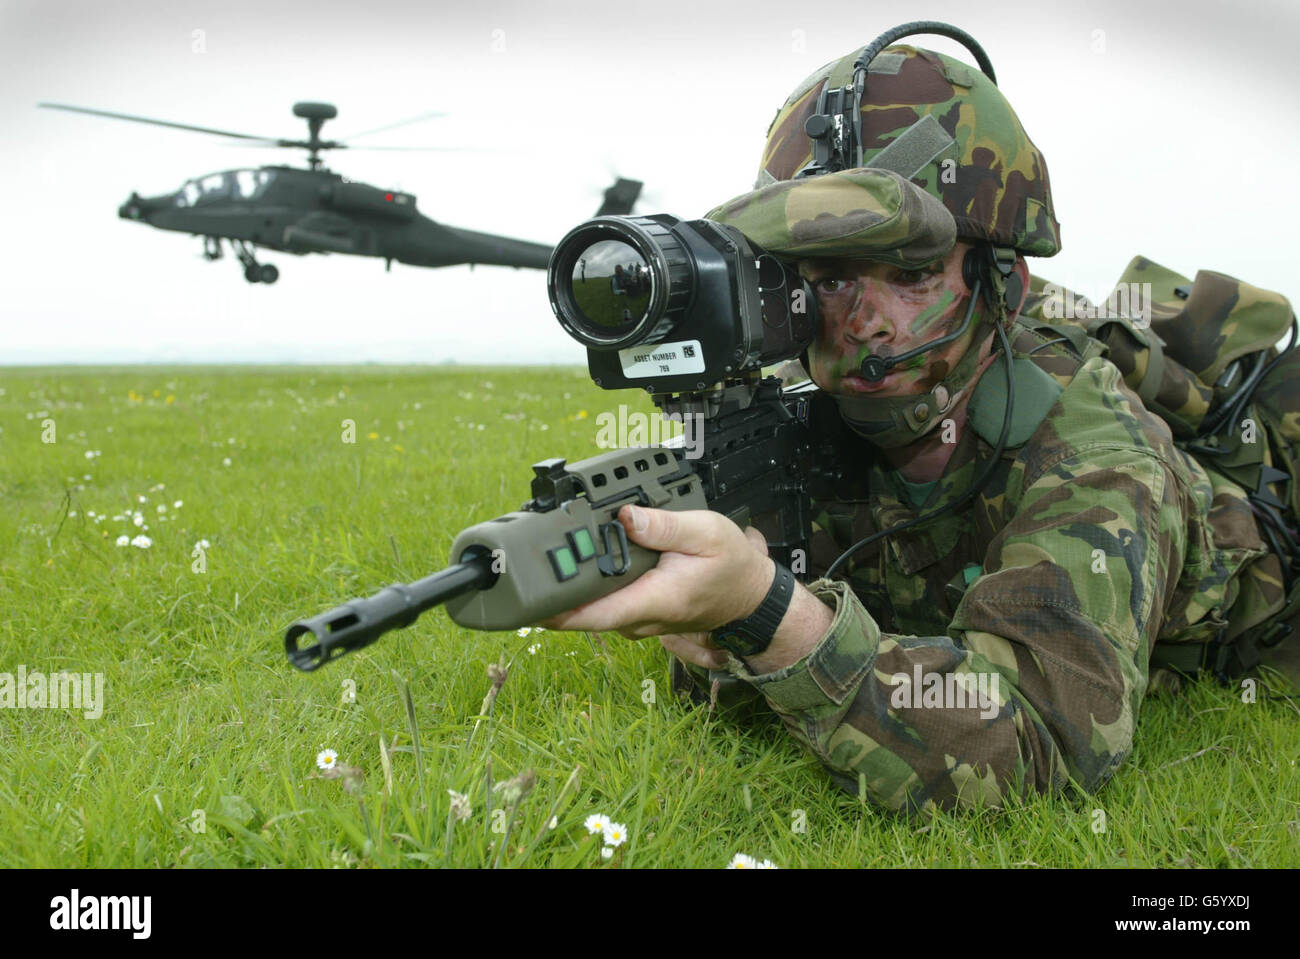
left=173, top=500, right=183, bottom=509
left=727, top=853, right=759, bottom=869
left=603, top=822, right=628, bottom=847
left=115, top=535, right=130, bottom=547
left=130, top=535, right=152, bottom=549
left=584, top=813, right=611, bottom=836
left=601, top=847, right=614, bottom=860
left=367, top=432, right=379, bottom=440
left=316, top=749, right=338, bottom=770
left=517, top=627, right=532, bottom=637
left=447, top=789, right=472, bottom=822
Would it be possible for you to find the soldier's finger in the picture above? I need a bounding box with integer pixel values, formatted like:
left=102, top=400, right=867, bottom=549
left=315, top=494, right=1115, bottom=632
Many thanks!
left=660, top=632, right=728, bottom=670
left=540, top=570, right=676, bottom=633
left=742, top=525, right=769, bottom=557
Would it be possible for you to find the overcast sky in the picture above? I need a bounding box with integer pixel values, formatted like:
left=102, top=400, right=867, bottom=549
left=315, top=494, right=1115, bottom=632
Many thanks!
left=2, top=0, right=1296, bottom=364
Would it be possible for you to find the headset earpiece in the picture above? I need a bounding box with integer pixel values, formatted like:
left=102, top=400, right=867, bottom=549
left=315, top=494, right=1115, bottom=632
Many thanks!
left=962, top=244, right=1023, bottom=316
left=961, top=246, right=983, bottom=295
left=1002, top=269, right=1024, bottom=315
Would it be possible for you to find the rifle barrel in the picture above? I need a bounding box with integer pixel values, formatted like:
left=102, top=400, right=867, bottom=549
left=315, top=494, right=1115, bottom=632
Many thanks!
left=285, top=555, right=495, bottom=671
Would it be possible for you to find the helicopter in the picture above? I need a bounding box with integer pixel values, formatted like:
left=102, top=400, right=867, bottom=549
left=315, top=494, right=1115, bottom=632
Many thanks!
left=39, top=101, right=643, bottom=284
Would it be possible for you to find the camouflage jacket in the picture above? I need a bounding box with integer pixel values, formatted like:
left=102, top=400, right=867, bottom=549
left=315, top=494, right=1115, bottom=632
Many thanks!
left=673, top=319, right=1288, bottom=814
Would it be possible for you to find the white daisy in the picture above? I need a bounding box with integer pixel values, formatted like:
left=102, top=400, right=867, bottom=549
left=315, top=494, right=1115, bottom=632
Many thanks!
left=516, top=627, right=532, bottom=637
left=115, top=535, right=130, bottom=547
left=601, top=847, right=614, bottom=859
left=130, top=535, right=152, bottom=549
left=584, top=813, right=611, bottom=836
left=727, top=853, right=758, bottom=869
left=602, top=822, right=628, bottom=847
left=173, top=500, right=183, bottom=509
left=316, top=749, right=338, bottom=770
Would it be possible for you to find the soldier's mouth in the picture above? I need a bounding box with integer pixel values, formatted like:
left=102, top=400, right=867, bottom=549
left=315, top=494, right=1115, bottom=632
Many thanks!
left=841, top=373, right=894, bottom=394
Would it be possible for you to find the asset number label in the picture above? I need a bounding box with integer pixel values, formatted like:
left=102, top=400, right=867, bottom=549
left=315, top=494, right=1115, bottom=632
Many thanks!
left=618, top=340, right=705, bottom=378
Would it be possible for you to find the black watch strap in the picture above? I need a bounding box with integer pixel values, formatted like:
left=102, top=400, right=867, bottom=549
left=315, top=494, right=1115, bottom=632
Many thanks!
left=712, top=562, right=795, bottom=657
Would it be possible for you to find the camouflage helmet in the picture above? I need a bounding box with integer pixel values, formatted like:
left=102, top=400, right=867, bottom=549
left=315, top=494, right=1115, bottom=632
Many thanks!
left=751, top=43, right=1061, bottom=258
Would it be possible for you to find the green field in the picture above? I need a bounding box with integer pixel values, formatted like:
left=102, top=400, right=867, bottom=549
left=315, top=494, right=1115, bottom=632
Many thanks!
left=1, top=365, right=1297, bottom=868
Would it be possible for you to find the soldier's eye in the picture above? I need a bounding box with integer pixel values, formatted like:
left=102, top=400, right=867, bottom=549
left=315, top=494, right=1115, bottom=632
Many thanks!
left=816, top=278, right=848, bottom=294
left=895, top=269, right=927, bottom=285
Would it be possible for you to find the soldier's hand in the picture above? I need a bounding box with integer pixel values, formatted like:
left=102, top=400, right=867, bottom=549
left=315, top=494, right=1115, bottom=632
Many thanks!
left=539, top=504, right=773, bottom=645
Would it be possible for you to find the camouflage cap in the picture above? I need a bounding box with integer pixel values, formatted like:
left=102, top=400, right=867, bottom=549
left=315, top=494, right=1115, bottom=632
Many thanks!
left=750, top=43, right=1061, bottom=257
left=705, top=167, right=956, bottom=266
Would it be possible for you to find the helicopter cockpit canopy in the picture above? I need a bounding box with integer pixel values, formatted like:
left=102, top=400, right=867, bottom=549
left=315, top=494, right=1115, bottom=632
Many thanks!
left=175, top=169, right=276, bottom=206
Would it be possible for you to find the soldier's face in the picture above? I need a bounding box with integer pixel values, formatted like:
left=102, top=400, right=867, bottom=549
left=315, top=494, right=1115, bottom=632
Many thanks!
left=800, top=241, right=982, bottom=398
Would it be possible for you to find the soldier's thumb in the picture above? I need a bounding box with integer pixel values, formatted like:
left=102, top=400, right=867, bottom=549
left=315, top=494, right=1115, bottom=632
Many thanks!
left=619, top=505, right=715, bottom=556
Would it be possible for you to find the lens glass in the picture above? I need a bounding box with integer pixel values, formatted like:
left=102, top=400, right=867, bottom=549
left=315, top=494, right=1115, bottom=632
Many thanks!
left=570, top=240, right=652, bottom=337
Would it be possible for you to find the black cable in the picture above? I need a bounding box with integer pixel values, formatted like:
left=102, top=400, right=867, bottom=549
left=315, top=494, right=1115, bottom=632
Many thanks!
left=826, top=291, right=1015, bottom=580
left=852, top=21, right=997, bottom=84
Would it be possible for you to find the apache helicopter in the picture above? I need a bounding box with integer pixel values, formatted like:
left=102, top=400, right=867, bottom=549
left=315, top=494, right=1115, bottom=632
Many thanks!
left=39, top=101, right=643, bottom=284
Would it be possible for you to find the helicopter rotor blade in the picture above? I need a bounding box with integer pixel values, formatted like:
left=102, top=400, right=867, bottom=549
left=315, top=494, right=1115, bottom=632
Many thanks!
left=38, top=102, right=281, bottom=143
left=343, top=145, right=500, bottom=153
left=338, top=110, right=449, bottom=143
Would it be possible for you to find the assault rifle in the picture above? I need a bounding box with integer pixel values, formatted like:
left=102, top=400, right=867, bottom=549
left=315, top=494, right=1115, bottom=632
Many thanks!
left=285, top=214, right=835, bottom=670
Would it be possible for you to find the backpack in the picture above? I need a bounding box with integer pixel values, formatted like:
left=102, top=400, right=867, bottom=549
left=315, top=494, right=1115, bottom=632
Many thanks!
left=1034, top=256, right=1299, bottom=685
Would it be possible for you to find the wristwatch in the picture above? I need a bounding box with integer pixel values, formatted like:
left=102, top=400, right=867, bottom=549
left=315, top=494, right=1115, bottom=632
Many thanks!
left=712, top=562, right=796, bottom=657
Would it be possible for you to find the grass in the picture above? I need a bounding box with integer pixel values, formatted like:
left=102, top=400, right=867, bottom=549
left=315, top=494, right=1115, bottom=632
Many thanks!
left=0, top=364, right=1297, bottom=868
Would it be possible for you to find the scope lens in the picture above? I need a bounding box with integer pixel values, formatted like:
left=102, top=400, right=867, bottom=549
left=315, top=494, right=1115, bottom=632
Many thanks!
left=569, top=239, right=653, bottom=337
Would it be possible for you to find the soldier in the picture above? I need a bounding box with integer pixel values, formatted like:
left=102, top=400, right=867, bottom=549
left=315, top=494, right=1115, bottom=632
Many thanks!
left=543, top=28, right=1300, bottom=814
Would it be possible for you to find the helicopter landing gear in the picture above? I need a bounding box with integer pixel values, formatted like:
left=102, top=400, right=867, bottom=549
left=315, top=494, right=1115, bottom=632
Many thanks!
left=202, top=236, right=223, bottom=261
left=234, top=240, right=278, bottom=284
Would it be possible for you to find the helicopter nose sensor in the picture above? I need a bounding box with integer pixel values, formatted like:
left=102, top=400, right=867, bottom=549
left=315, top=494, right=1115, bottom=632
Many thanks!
left=118, top=192, right=143, bottom=220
